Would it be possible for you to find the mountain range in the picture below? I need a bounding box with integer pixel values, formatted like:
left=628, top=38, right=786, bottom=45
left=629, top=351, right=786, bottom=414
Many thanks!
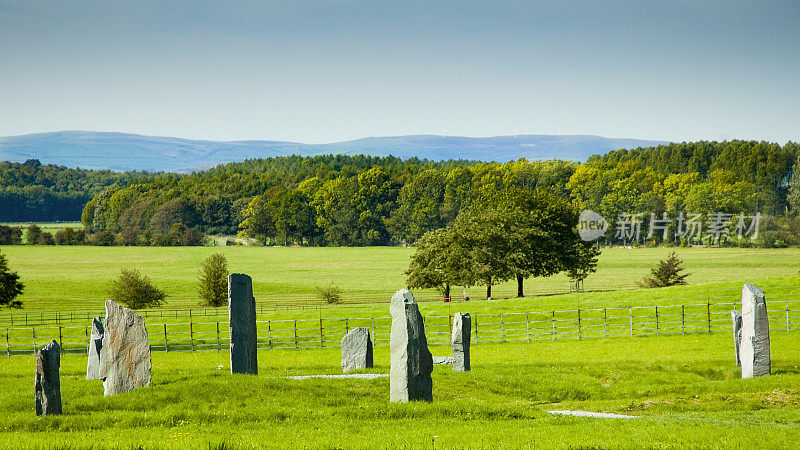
left=0, top=131, right=668, bottom=172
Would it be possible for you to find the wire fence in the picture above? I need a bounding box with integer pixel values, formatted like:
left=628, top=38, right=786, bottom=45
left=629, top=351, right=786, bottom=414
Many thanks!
left=5, top=300, right=799, bottom=357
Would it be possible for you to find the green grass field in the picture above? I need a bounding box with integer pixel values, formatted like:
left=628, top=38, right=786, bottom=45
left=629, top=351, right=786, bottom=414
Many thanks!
left=1, top=332, right=798, bottom=448
left=2, top=246, right=800, bottom=313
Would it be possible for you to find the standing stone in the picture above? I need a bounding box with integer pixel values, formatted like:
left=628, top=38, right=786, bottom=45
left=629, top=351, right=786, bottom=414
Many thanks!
left=451, top=313, right=471, bottom=372
left=389, top=289, right=433, bottom=402
left=35, top=340, right=62, bottom=416
left=341, top=327, right=373, bottom=373
left=99, top=300, right=152, bottom=396
left=739, top=283, right=771, bottom=378
left=229, top=273, right=257, bottom=375
left=86, top=316, right=104, bottom=380
left=731, top=310, right=742, bottom=367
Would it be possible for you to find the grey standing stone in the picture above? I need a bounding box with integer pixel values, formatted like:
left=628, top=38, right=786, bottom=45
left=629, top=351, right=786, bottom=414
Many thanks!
left=99, top=300, right=152, bottom=396
left=86, top=316, right=104, bottom=380
left=731, top=310, right=742, bottom=367
left=35, top=340, right=62, bottom=416
left=229, top=273, right=257, bottom=375
left=739, top=283, right=770, bottom=378
left=341, top=327, right=373, bottom=373
left=451, top=312, right=471, bottom=372
left=389, top=288, right=433, bottom=403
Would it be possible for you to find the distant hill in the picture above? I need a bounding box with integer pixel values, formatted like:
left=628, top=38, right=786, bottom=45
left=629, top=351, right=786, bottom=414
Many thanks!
left=0, top=131, right=668, bottom=172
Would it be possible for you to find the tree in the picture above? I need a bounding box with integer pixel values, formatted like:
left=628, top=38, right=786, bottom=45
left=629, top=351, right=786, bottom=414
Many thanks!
left=565, top=241, right=601, bottom=283
left=405, top=226, right=475, bottom=300
left=26, top=223, right=42, bottom=245
left=0, top=250, right=24, bottom=308
left=108, top=268, right=166, bottom=309
left=637, top=252, right=690, bottom=288
left=198, top=253, right=228, bottom=307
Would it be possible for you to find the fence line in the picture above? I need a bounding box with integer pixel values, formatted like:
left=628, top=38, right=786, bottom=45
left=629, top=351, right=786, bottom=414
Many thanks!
left=5, top=301, right=799, bottom=357
left=4, top=286, right=800, bottom=328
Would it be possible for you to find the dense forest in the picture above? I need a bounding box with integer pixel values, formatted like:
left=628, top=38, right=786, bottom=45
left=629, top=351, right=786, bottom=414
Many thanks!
left=0, top=159, right=157, bottom=221
left=2, top=140, right=799, bottom=247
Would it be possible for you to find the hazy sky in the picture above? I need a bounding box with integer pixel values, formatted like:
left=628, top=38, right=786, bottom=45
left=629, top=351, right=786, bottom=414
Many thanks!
left=0, top=0, right=797, bottom=143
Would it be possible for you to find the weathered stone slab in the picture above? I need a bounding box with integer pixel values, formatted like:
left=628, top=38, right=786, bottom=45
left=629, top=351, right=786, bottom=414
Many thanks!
left=35, top=340, right=62, bottom=416
left=432, top=356, right=453, bottom=365
left=451, top=312, right=471, bottom=372
left=739, top=283, right=770, bottom=378
left=341, top=327, right=373, bottom=373
left=86, top=316, right=104, bottom=380
left=229, top=273, right=257, bottom=375
left=99, top=300, right=152, bottom=396
left=389, top=288, right=433, bottom=402
left=731, top=310, right=742, bottom=367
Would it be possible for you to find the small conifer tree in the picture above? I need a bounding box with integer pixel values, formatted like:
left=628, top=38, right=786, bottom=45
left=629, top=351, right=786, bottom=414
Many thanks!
left=0, top=250, right=24, bottom=308
left=638, top=251, right=690, bottom=288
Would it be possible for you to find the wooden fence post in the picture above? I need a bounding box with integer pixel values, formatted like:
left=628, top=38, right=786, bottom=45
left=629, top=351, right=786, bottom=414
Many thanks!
left=216, top=322, right=220, bottom=353
left=6, top=328, right=9, bottom=357
left=655, top=306, right=659, bottom=337
left=629, top=308, right=633, bottom=337
left=319, top=318, right=324, bottom=348
left=190, top=322, right=194, bottom=352
left=294, top=320, right=298, bottom=349
left=681, top=305, right=685, bottom=335
left=525, top=313, right=530, bottom=342
left=577, top=309, right=581, bottom=340
left=164, top=323, right=168, bottom=353
left=707, top=302, right=711, bottom=333
left=551, top=311, right=556, bottom=340
left=58, top=326, right=63, bottom=353
left=32, top=327, right=36, bottom=355
left=268, top=321, right=272, bottom=349
left=474, top=316, right=478, bottom=343
left=603, top=309, right=607, bottom=338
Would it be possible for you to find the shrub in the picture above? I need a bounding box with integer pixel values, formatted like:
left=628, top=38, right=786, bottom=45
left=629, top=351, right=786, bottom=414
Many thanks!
left=88, top=230, right=115, bottom=246
left=198, top=253, right=228, bottom=307
left=637, top=251, right=690, bottom=288
left=107, top=268, right=167, bottom=309
left=38, top=232, right=55, bottom=245
left=316, top=282, right=342, bottom=304
left=26, top=224, right=41, bottom=245
left=0, top=226, right=23, bottom=245
left=0, top=250, right=24, bottom=308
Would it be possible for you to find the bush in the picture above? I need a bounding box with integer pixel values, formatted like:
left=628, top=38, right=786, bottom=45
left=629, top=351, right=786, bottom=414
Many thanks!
left=0, top=250, right=24, bottom=308
left=107, top=268, right=167, bottom=309
left=88, top=230, right=115, bottom=246
left=316, top=282, right=342, bottom=304
left=26, top=224, right=41, bottom=245
left=198, top=253, right=228, bottom=307
left=0, top=226, right=23, bottom=245
left=38, top=232, right=55, bottom=245
left=637, top=251, right=690, bottom=288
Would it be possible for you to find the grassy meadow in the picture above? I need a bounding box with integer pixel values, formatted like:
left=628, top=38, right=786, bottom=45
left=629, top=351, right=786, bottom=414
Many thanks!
left=1, top=332, right=798, bottom=448
left=1, top=245, right=800, bottom=313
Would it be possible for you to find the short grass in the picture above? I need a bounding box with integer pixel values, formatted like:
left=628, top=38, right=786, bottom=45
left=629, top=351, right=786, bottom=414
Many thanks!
left=2, top=246, right=800, bottom=313
left=1, top=332, right=798, bottom=448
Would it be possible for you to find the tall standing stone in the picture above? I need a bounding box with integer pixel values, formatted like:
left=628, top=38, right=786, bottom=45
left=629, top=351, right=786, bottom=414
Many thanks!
left=229, top=273, right=257, bottom=375
left=739, top=283, right=770, bottom=378
left=731, top=310, right=742, bottom=367
left=341, top=327, right=373, bottom=373
left=389, top=289, right=433, bottom=402
left=451, top=313, right=471, bottom=372
left=35, top=340, right=62, bottom=416
left=86, top=316, right=104, bottom=380
left=99, top=300, right=152, bottom=396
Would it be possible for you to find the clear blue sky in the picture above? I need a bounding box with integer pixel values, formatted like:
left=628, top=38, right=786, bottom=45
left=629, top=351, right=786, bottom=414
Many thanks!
left=0, top=0, right=797, bottom=143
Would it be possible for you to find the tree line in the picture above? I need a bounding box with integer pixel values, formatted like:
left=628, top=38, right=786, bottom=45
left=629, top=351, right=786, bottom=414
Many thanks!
left=3, top=140, right=800, bottom=247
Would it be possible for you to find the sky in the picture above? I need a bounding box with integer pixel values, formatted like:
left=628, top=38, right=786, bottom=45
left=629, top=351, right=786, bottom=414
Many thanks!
left=0, top=0, right=798, bottom=144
